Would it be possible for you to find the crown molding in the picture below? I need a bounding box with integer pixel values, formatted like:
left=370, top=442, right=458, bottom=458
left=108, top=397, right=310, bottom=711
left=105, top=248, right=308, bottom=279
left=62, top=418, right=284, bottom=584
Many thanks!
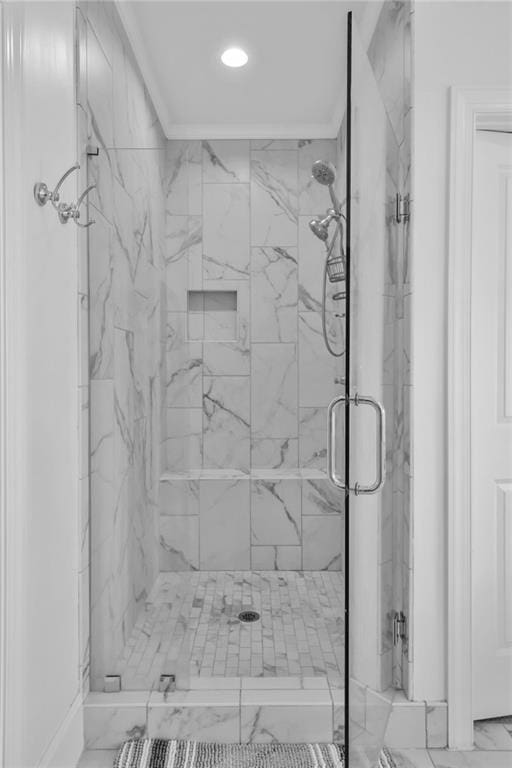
left=115, top=0, right=344, bottom=142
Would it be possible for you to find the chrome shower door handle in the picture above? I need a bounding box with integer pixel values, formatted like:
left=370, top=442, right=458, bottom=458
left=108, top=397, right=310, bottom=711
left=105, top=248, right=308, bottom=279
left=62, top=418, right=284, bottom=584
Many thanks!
left=327, top=393, right=386, bottom=494
left=327, top=394, right=346, bottom=489
left=353, top=394, right=386, bottom=495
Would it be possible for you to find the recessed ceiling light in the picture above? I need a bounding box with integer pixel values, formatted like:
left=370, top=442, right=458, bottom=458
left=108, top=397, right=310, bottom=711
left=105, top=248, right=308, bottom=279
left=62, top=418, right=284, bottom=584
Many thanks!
left=221, top=47, right=248, bottom=68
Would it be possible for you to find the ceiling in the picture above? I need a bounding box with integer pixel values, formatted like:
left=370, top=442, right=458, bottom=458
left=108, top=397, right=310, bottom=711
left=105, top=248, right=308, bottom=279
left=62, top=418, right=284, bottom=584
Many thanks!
left=117, top=1, right=348, bottom=139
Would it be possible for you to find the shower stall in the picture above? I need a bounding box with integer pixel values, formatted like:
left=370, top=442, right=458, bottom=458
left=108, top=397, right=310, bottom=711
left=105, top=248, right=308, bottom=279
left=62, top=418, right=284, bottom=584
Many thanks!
left=81, top=2, right=411, bottom=765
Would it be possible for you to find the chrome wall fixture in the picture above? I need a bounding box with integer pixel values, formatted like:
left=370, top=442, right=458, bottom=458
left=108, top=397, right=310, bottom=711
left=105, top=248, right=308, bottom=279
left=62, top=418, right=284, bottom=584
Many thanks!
left=33, top=163, right=79, bottom=208
left=33, top=162, right=96, bottom=227
left=57, top=184, right=96, bottom=228
left=327, top=392, right=386, bottom=494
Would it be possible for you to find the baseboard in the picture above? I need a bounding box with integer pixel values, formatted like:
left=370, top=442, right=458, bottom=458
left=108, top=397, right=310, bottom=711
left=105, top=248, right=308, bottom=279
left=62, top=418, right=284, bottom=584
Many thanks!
left=37, top=692, right=84, bottom=768
left=386, top=692, right=448, bottom=749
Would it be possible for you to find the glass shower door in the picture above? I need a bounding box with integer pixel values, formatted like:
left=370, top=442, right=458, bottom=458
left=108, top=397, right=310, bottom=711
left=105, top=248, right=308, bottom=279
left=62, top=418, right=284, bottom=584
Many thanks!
left=345, top=12, right=397, bottom=767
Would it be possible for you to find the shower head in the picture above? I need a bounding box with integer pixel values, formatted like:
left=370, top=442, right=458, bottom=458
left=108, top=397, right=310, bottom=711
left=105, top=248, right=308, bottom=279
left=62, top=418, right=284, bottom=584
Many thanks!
left=309, top=210, right=337, bottom=241
left=309, top=218, right=329, bottom=241
left=312, top=160, right=337, bottom=187
left=311, top=160, right=340, bottom=211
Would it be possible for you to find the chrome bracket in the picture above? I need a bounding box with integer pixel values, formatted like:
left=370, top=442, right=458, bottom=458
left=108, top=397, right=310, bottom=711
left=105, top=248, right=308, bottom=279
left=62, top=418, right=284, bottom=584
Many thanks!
left=159, top=674, right=176, bottom=698
left=395, top=193, right=410, bottom=223
left=104, top=674, right=121, bottom=693
left=393, top=611, right=407, bottom=646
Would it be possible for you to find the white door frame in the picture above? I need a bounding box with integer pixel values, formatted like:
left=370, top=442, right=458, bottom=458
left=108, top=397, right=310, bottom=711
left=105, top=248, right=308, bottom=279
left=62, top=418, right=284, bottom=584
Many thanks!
left=447, top=86, right=512, bottom=750
left=0, top=4, right=6, bottom=765
left=0, top=4, right=26, bottom=762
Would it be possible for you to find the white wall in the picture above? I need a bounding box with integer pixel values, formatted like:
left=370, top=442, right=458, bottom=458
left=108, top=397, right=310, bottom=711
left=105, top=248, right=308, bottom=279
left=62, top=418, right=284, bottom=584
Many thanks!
left=2, top=3, right=82, bottom=766
left=411, top=0, right=512, bottom=702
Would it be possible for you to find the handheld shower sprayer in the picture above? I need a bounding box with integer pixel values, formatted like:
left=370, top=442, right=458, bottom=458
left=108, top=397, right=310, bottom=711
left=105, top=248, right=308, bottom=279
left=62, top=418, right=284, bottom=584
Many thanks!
left=308, top=159, right=346, bottom=284
left=308, top=159, right=347, bottom=358
left=311, top=160, right=341, bottom=212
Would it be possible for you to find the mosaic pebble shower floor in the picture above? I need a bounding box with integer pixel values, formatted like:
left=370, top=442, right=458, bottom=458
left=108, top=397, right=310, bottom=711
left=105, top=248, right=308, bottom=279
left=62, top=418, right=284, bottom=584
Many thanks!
left=115, top=571, right=344, bottom=689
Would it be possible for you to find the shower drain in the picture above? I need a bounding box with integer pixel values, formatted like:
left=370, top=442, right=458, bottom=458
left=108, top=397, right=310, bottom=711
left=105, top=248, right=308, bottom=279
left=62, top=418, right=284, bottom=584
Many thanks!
left=238, top=610, right=260, bottom=623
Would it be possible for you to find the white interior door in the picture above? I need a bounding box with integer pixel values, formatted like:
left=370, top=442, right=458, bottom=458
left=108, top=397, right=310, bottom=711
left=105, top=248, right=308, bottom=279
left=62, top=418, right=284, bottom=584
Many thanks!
left=471, top=129, right=512, bottom=720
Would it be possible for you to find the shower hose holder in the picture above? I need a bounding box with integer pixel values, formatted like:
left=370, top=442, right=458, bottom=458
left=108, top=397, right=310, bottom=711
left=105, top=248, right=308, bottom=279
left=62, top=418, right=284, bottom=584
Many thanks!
left=33, top=162, right=96, bottom=227
left=33, top=163, right=80, bottom=208
left=57, top=183, right=96, bottom=228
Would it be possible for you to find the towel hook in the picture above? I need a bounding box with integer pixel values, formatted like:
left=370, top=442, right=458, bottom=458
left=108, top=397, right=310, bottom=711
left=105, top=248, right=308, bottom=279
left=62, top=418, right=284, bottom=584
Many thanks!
left=57, top=184, right=96, bottom=228
left=33, top=163, right=80, bottom=208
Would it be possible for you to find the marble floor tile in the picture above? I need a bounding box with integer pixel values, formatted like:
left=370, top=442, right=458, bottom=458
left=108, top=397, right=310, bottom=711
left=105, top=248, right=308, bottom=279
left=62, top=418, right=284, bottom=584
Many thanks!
left=428, top=750, right=512, bottom=767
left=387, top=749, right=436, bottom=768
left=474, top=719, right=512, bottom=750
left=76, top=751, right=116, bottom=768
left=113, top=571, right=343, bottom=688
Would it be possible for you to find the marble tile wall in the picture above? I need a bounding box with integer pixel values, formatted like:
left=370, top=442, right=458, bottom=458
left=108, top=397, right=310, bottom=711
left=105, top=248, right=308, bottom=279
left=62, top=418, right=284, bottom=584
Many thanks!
left=162, top=139, right=345, bottom=571
left=364, top=0, right=413, bottom=694
left=76, top=1, right=167, bottom=691
left=159, top=471, right=342, bottom=572
left=365, top=1, right=413, bottom=693
left=332, top=2, right=412, bottom=696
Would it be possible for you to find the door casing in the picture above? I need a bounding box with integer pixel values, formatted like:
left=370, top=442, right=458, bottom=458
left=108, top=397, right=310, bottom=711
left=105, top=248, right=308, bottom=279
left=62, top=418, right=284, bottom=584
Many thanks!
left=447, top=85, right=512, bottom=750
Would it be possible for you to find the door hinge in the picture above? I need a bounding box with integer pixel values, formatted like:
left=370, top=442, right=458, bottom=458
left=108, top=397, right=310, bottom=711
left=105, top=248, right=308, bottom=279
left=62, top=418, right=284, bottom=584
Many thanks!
left=395, top=193, right=410, bottom=223
left=393, top=610, right=407, bottom=646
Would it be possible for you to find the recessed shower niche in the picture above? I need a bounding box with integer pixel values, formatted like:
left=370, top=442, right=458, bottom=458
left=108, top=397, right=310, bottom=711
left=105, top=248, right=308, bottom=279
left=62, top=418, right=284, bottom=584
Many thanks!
left=187, top=289, right=238, bottom=341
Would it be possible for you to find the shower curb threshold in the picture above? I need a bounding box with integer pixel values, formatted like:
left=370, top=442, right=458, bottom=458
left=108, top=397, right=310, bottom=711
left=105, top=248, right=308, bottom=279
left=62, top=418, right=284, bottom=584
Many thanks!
left=83, top=677, right=345, bottom=749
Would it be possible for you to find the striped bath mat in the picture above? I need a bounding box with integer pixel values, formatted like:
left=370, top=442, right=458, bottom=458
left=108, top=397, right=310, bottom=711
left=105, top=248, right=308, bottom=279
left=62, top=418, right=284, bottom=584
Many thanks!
left=113, top=740, right=396, bottom=767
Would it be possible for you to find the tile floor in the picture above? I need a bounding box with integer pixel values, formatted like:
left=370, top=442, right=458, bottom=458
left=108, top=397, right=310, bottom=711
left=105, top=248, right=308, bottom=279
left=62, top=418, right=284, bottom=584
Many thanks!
left=113, top=571, right=344, bottom=689
left=78, top=741, right=512, bottom=768
left=77, top=718, right=512, bottom=766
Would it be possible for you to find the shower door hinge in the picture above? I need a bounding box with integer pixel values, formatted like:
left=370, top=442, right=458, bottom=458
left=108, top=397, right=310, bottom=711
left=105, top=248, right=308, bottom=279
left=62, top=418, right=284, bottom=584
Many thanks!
left=159, top=674, right=176, bottom=695
left=104, top=674, right=121, bottom=692
left=395, top=193, right=410, bottom=223
left=392, top=610, right=407, bottom=646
